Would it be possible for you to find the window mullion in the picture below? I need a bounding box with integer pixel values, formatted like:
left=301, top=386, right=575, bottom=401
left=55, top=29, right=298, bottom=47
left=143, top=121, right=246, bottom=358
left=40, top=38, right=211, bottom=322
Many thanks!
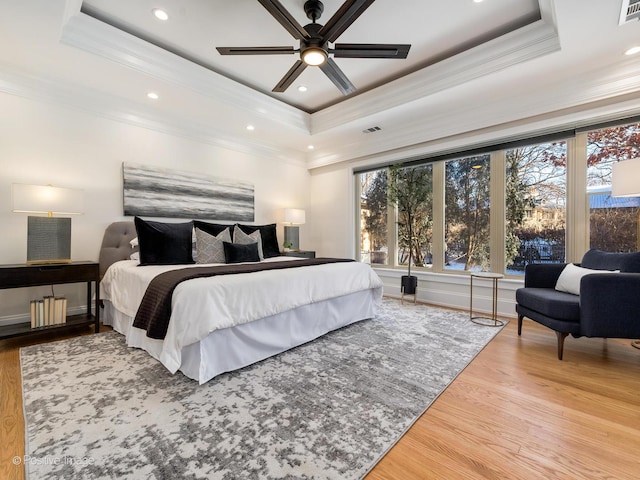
left=432, top=162, right=445, bottom=272
left=491, top=151, right=506, bottom=273
left=386, top=170, right=398, bottom=267
left=566, top=134, right=589, bottom=262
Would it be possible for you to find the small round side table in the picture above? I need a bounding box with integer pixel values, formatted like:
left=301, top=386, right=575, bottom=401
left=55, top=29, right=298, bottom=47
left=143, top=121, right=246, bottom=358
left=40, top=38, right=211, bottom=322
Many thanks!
left=469, top=272, right=504, bottom=327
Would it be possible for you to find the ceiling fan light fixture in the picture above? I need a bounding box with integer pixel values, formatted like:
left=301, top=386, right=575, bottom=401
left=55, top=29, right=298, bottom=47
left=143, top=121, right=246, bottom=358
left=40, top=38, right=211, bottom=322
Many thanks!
left=301, top=47, right=327, bottom=66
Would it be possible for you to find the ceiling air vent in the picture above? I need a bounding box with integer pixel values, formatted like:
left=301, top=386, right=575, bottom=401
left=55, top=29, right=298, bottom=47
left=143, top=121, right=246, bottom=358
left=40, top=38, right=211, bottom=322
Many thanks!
left=362, top=126, right=382, bottom=134
left=620, top=0, right=640, bottom=24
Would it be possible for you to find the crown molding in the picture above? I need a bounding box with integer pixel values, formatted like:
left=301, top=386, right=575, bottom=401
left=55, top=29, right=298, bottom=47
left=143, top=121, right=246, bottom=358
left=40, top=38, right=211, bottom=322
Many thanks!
left=309, top=18, right=561, bottom=135
left=0, top=65, right=307, bottom=167
left=306, top=59, right=640, bottom=170
left=60, top=11, right=311, bottom=134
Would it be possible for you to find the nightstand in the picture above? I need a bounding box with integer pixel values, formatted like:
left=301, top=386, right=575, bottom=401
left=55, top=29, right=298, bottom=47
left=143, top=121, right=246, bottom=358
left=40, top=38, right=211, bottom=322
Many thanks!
left=0, top=261, right=100, bottom=341
left=283, top=250, right=316, bottom=259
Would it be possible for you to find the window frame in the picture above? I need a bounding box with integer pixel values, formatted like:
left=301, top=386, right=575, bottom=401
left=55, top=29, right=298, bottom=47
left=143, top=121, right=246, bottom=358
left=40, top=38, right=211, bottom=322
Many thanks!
left=354, top=129, right=618, bottom=277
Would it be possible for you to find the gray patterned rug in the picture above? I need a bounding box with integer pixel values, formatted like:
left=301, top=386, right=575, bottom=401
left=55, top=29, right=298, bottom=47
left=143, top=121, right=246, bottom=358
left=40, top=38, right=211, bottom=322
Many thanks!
left=21, top=297, right=505, bottom=480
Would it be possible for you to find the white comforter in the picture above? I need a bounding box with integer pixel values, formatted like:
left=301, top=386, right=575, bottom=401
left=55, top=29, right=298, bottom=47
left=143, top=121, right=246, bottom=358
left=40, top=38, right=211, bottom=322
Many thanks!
left=100, top=257, right=383, bottom=373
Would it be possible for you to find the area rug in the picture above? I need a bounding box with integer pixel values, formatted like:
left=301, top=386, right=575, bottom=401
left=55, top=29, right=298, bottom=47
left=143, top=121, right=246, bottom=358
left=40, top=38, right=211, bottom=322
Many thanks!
left=21, top=298, right=505, bottom=480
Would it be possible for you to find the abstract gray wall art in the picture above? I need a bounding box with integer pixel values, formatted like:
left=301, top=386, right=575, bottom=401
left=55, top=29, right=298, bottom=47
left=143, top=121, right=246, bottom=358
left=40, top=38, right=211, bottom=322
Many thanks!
left=123, top=163, right=254, bottom=221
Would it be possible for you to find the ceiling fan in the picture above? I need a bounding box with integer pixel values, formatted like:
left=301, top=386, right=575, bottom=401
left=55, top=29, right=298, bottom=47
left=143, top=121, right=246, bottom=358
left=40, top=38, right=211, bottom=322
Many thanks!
left=216, top=0, right=411, bottom=95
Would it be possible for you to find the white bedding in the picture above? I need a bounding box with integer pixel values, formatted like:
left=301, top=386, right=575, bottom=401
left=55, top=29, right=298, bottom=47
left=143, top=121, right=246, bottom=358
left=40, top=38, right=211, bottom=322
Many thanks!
left=101, top=257, right=383, bottom=381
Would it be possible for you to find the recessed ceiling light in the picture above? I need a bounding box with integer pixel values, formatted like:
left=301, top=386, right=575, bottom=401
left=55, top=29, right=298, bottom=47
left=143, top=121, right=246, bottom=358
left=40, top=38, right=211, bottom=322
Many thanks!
left=473, top=0, right=484, bottom=3
left=625, top=46, right=640, bottom=56
left=307, top=145, right=314, bottom=150
left=246, top=125, right=255, bottom=131
left=298, top=85, right=308, bottom=92
left=147, top=92, right=159, bottom=100
left=152, top=8, right=169, bottom=21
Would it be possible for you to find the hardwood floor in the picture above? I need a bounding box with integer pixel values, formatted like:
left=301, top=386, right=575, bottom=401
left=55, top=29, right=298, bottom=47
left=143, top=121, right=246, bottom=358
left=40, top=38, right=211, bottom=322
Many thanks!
left=2, top=317, right=639, bottom=480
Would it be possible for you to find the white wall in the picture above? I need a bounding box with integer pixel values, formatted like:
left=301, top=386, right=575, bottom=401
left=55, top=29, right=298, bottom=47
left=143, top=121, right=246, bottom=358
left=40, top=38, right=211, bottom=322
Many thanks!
left=308, top=163, right=355, bottom=259
left=0, top=93, right=310, bottom=324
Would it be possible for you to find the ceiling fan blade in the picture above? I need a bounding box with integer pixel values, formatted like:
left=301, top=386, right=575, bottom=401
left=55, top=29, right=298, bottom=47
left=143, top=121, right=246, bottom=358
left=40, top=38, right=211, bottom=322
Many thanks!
left=319, top=58, right=356, bottom=95
left=216, top=46, right=296, bottom=56
left=319, top=0, right=375, bottom=43
left=273, top=60, right=308, bottom=92
left=257, top=0, right=310, bottom=41
left=332, top=43, right=411, bottom=59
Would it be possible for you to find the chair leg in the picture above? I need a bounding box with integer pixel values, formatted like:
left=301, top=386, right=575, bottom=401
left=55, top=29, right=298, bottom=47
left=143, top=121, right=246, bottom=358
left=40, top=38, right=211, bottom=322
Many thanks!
left=556, top=331, right=569, bottom=360
left=517, top=314, right=523, bottom=336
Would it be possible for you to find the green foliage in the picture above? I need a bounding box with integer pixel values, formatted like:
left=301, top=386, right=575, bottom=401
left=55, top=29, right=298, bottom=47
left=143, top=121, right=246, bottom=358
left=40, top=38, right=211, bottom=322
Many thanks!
left=362, top=170, right=388, bottom=252
left=388, top=164, right=432, bottom=276
left=444, top=156, right=491, bottom=270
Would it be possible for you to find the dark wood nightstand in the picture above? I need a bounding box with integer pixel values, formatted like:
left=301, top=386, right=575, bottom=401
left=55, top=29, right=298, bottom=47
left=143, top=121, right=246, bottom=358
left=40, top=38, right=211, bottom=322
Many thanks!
left=0, top=261, right=100, bottom=341
left=283, top=250, right=316, bottom=259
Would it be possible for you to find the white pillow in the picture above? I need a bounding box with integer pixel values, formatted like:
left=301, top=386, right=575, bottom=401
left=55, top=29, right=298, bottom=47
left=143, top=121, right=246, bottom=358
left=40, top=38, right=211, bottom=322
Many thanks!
left=130, top=237, right=139, bottom=248
left=130, top=251, right=140, bottom=261
left=555, top=263, right=618, bottom=295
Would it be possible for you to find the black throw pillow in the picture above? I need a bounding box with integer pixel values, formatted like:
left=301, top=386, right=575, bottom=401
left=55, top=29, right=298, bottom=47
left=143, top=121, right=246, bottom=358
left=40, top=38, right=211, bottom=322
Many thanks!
left=235, top=223, right=279, bottom=258
left=223, top=241, right=260, bottom=264
left=134, top=217, right=194, bottom=266
left=193, top=220, right=234, bottom=237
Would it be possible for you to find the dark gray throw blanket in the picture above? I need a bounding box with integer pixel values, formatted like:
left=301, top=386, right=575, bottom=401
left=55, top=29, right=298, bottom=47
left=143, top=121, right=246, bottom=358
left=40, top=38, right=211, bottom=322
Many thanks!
left=133, top=258, right=354, bottom=339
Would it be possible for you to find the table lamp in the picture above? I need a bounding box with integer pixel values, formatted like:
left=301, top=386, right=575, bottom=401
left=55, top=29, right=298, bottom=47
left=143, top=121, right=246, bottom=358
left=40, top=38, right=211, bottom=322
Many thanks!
left=12, top=184, right=84, bottom=264
left=283, top=208, right=305, bottom=251
left=612, top=157, right=640, bottom=197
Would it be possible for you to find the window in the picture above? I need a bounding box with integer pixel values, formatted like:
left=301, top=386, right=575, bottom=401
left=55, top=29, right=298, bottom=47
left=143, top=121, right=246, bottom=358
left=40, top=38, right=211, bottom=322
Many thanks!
left=505, top=142, right=567, bottom=274
left=395, top=164, right=433, bottom=269
left=444, top=155, right=490, bottom=271
left=359, top=169, right=388, bottom=264
left=355, top=118, right=638, bottom=276
left=587, top=122, right=640, bottom=252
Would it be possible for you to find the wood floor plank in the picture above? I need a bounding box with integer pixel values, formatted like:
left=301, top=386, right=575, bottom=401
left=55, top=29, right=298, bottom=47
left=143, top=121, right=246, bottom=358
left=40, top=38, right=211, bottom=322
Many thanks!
left=2, top=311, right=640, bottom=479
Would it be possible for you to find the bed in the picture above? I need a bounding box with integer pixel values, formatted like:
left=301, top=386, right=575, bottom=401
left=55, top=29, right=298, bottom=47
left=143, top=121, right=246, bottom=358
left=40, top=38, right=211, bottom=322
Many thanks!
left=99, top=220, right=383, bottom=384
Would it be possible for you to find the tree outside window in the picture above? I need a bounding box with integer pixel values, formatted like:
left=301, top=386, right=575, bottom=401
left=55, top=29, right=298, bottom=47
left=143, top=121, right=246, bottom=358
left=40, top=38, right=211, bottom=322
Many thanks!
left=360, top=170, right=388, bottom=264
left=445, top=155, right=490, bottom=271
left=505, top=142, right=567, bottom=274
left=393, top=164, right=433, bottom=269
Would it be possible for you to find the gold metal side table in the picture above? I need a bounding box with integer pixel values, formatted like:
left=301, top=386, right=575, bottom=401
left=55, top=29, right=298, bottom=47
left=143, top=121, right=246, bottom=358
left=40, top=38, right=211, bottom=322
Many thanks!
left=469, top=272, right=504, bottom=327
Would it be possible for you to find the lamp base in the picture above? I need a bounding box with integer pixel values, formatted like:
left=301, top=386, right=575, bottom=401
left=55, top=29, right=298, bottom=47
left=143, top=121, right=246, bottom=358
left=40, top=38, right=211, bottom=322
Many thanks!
left=27, top=216, right=72, bottom=264
left=284, top=225, right=300, bottom=250
left=26, top=259, right=73, bottom=265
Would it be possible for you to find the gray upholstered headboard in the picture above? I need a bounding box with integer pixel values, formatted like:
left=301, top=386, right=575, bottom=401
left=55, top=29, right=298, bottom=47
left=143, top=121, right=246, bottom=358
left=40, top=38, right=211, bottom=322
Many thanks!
left=98, top=221, right=137, bottom=278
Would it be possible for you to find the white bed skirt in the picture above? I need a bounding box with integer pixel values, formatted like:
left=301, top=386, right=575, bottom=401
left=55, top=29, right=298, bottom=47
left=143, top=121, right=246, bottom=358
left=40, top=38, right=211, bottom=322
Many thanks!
left=103, top=289, right=378, bottom=384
